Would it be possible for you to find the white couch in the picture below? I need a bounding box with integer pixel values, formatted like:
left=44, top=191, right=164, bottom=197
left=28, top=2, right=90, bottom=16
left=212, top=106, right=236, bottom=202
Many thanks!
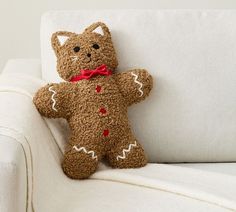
left=0, top=10, right=236, bottom=212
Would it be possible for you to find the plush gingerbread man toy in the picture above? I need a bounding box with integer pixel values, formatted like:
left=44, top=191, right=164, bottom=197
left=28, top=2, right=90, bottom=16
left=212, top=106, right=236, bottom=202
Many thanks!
left=33, top=22, right=153, bottom=179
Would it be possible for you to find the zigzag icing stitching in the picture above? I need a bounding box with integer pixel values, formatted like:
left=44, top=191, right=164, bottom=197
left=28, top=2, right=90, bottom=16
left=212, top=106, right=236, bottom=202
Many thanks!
left=48, top=86, right=58, bottom=112
left=116, top=140, right=137, bottom=161
left=131, top=72, right=144, bottom=97
left=73, top=145, right=98, bottom=161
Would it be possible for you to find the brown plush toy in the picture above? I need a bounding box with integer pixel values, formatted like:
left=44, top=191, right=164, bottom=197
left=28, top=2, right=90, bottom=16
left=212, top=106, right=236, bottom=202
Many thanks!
left=33, top=22, right=153, bottom=179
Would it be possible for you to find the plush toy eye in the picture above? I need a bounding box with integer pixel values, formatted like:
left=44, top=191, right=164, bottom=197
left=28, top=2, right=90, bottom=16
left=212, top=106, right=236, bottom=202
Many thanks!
left=73, top=46, right=80, bottom=52
left=92, top=44, right=100, bottom=49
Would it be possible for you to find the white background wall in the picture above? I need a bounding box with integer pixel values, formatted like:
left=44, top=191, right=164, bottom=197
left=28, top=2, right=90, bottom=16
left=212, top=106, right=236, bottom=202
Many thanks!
left=0, top=0, right=236, bottom=70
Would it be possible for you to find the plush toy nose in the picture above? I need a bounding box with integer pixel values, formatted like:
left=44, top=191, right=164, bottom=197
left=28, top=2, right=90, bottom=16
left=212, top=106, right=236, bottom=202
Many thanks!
left=87, top=53, right=91, bottom=57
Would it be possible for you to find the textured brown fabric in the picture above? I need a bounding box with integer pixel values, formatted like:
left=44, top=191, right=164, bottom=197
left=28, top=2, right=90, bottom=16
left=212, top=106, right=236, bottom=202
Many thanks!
left=33, top=22, right=153, bottom=179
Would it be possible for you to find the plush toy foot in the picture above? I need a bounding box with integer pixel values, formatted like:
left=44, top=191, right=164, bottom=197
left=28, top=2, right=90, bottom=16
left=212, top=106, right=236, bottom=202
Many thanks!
left=107, top=139, right=147, bottom=169
left=62, top=144, right=99, bottom=179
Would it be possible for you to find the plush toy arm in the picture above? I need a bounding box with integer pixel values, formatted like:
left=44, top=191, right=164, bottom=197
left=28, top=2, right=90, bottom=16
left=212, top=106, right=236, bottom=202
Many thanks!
left=33, top=82, right=70, bottom=118
left=114, top=69, right=153, bottom=106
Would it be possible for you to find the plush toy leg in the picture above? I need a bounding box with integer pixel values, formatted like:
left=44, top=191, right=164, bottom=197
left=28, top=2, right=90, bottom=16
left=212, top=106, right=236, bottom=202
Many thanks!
left=62, top=138, right=101, bottom=179
left=106, top=134, right=147, bottom=169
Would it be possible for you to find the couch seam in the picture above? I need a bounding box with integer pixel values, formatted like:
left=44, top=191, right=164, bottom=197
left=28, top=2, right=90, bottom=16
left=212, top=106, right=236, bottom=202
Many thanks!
left=90, top=177, right=235, bottom=211
left=0, top=122, right=64, bottom=212
left=0, top=132, right=30, bottom=212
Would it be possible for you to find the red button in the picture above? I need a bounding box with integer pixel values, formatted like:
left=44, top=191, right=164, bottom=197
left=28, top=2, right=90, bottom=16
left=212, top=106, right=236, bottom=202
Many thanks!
left=99, top=107, right=107, bottom=114
left=96, top=85, right=101, bottom=93
left=103, top=129, right=109, bottom=137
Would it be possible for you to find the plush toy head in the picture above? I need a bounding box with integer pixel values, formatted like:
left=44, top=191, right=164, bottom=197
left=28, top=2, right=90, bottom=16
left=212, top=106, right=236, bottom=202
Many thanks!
left=51, top=22, right=118, bottom=81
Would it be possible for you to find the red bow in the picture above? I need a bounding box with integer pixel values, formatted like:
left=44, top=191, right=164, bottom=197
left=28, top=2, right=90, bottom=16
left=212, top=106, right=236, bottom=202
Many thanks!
left=70, top=64, right=112, bottom=82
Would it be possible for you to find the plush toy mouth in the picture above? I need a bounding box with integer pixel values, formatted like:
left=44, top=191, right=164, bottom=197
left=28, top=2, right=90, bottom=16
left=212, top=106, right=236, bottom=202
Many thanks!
left=83, top=57, right=92, bottom=64
left=70, top=56, right=91, bottom=64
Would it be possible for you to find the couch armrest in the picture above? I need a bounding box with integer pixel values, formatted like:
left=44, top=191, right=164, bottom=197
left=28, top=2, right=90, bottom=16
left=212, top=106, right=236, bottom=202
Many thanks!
left=0, top=136, right=27, bottom=212
left=2, top=59, right=42, bottom=79
left=0, top=62, right=62, bottom=212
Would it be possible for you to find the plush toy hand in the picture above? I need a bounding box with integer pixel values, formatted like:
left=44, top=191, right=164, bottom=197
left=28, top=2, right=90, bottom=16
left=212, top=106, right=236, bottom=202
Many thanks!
left=114, top=69, right=153, bottom=106
left=33, top=82, right=72, bottom=119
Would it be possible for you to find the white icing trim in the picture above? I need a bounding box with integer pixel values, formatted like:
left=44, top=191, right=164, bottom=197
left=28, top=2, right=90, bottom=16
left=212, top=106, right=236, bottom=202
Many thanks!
left=48, top=86, right=58, bottom=112
left=116, top=141, right=137, bottom=161
left=73, top=145, right=98, bottom=161
left=131, top=72, right=144, bottom=97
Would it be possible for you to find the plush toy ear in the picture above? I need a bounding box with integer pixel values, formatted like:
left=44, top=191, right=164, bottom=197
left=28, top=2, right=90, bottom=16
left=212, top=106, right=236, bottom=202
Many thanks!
left=51, top=31, right=75, bottom=55
left=84, top=22, right=111, bottom=38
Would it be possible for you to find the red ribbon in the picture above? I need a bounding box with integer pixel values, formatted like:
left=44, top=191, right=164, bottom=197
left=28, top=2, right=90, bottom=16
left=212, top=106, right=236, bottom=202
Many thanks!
left=70, top=64, right=112, bottom=82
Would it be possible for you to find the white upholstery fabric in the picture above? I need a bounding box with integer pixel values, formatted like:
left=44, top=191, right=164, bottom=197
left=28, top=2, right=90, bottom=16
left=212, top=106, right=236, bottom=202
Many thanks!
left=3, top=59, right=41, bottom=78
left=173, top=163, right=236, bottom=176
left=0, top=136, right=27, bottom=212
left=0, top=59, right=43, bottom=212
left=40, top=10, right=236, bottom=162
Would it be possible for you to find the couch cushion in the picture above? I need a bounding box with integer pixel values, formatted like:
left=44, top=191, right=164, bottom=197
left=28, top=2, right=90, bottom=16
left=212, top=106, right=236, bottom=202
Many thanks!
left=34, top=161, right=236, bottom=212
left=173, top=163, right=236, bottom=176
left=40, top=10, right=236, bottom=162
left=36, top=173, right=232, bottom=212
